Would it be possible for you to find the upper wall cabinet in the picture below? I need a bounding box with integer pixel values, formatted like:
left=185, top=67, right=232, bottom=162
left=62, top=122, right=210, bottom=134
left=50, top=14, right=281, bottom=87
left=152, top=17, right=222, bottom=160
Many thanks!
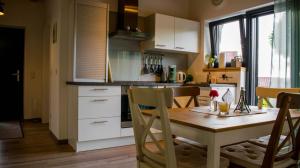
left=174, top=18, right=199, bottom=53
left=154, top=14, right=175, bottom=50
left=143, top=13, right=200, bottom=54
left=74, top=0, right=108, bottom=82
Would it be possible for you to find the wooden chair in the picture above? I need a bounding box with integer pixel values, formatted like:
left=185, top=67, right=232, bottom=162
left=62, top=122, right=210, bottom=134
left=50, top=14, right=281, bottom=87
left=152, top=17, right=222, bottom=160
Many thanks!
left=221, top=92, right=300, bottom=168
left=128, top=88, right=229, bottom=168
left=171, top=87, right=207, bottom=147
left=172, top=87, right=200, bottom=108
left=256, top=87, right=300, bottom=108
left=248, top=87, right=300, bottom=147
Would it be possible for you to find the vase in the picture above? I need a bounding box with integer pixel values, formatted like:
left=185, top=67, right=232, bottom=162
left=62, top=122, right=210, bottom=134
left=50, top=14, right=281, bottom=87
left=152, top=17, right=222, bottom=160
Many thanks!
left=210, top=97, right=218, bottom=111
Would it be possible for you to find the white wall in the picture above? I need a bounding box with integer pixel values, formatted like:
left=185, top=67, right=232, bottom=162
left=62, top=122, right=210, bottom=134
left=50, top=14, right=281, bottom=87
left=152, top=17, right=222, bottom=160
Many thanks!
left=0, top=0, right=45, bottom=120
left=45, top=0, right=74, bottom=139
left=187, top=0, right=273, bottom=82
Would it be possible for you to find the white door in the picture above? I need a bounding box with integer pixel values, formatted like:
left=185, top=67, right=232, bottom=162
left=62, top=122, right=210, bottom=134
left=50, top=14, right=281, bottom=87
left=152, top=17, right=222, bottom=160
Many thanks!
left=174, top=18, right=199, bottom=53
left=154, top=14, right=175, bottom=50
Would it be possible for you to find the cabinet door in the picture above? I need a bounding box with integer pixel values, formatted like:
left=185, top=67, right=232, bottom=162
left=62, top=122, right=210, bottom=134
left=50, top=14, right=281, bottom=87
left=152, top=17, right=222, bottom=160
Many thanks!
left=74, top=1, right=108, bottom=82
left=174, top=18, right=199, bottom=53
left=154, top=14, right=174, bottom=50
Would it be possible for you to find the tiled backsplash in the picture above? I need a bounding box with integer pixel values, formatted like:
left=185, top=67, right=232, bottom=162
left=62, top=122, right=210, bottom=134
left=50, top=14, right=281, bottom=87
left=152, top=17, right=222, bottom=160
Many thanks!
left=109, top=39, right=188, bottom=81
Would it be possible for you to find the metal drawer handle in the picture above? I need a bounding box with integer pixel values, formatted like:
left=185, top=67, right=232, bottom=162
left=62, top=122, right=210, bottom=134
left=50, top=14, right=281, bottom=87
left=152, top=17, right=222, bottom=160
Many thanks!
left=156, top=44, right=166, bottom=47
left=91, top=121, right=108, bottom=124
left=175, top=47, right=184, bottom=49
left=92, top=88, right=108, bottom=91
left=91, top=99, right=108, bottom=102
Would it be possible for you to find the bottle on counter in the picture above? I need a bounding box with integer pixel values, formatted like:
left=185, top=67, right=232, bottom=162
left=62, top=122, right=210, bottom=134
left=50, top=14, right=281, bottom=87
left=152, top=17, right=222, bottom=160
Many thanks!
left=207, top=72, right=212, bottom=84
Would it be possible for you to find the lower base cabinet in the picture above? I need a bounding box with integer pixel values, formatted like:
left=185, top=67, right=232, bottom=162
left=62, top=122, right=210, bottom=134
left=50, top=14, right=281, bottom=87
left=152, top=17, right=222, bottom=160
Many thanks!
left=68, top=86, right=133, bottom=152
left=78, top=117, right=121, bottom=142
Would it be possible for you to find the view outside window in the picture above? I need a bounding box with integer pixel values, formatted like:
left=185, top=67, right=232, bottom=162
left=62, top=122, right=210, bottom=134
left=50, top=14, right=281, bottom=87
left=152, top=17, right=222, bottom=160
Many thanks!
left=219, top=21, right=242, bottom=57
left=257, top=14, right=274, bottom=87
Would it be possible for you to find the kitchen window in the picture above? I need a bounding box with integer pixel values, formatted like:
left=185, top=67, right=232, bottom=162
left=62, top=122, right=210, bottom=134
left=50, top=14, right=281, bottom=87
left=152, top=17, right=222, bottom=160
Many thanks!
left=209, top=15, right=246, bottom=61
left=209, top=5, right=279, bottom=104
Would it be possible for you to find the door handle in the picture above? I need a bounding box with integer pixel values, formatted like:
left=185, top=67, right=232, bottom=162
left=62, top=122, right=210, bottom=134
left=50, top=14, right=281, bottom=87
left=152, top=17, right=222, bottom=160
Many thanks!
left=156, top=44, right=167, bottom=47
left=91, top=99, right=108, bottom=102
left=90, top=121, right=108, bottom=125
left=92, top=88, right=108, bottom=91
left=11, top=70, right=20, bottom=82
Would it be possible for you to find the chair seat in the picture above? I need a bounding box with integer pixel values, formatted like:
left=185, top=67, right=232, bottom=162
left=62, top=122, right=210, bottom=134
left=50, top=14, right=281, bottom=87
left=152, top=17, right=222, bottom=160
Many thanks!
left=248, top=135, right=289, bottom=148
left=175, top=142, right=229, bottom=168
left=221, top=142, right=297, bottom=168
left=142, top=142, right=229, bottom=168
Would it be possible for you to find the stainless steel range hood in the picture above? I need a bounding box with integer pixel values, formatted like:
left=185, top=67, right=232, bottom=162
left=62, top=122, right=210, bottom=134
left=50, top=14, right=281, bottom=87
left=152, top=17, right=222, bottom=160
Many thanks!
left=109, top=0, right=148, bottom=41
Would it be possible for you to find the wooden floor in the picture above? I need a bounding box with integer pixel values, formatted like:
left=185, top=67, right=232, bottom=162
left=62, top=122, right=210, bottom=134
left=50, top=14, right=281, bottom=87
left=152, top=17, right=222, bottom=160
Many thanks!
left=0, top=121, right=138, bottom=168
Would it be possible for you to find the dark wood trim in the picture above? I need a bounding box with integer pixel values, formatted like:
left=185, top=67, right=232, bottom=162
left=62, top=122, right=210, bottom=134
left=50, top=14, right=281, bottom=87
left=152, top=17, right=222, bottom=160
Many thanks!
left=24, top=118, right=42, bottom=122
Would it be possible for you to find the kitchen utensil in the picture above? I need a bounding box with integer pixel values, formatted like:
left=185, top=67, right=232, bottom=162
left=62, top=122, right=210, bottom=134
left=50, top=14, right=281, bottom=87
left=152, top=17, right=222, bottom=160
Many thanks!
left=154, top=55, right=158, bottom=74
left=155, top=56, right=161, bottom=75
left=159, top=56, right=163, bottom=74
left=168, top=65, right=176, bottom=83
left=143, top=55, right=149, bottom=74
left=161, top=67, right=168, bottom=82
left=176, top=71, right=186, bottom=83
left=150, top=55, right=155, bottom=73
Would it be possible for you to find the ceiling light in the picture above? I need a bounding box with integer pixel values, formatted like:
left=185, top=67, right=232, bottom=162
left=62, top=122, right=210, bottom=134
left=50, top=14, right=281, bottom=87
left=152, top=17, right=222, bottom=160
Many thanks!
left=0, top=2, right=5, bottom=16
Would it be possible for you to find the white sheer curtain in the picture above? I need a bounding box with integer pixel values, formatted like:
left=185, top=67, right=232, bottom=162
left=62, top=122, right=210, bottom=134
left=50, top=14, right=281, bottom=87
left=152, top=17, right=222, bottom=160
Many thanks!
left=270, top=0, right=292, bottom=88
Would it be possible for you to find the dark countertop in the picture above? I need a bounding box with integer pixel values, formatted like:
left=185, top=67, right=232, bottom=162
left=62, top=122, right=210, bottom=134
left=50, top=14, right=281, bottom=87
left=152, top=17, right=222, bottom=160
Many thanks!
left=66, top=81, right=236, bottom=87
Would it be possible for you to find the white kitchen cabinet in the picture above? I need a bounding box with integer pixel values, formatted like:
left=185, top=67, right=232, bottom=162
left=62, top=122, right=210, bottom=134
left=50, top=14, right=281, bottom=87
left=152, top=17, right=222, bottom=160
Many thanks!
left=78, top=96, right=121, bottom=119
left=78, top=117, right=121, bottom=141
left=154, top=14, right=175, bottom=50
left=143, top=13, right=200, bottom=53
left=77, top=86, right=121, bottom=142
left=73, top=0, right=108, bottom=82
left=174, top=18, right=199, bottom=52
left=68, top=86, right=127, bottom=151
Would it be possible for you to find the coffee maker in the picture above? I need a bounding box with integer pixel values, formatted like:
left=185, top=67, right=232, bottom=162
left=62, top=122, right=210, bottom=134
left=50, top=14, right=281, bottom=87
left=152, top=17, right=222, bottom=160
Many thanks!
left=168, top=65, right=176, bottom=83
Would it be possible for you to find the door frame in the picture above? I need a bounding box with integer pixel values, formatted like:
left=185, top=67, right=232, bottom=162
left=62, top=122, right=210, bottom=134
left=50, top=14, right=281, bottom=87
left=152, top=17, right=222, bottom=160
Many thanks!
left=0, top=25, right=25, bottom=121
left=245, top=6, right=274, bottom=105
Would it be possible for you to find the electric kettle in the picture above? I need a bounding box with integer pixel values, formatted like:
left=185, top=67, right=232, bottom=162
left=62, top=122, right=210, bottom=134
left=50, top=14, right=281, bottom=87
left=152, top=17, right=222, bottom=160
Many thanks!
left=176, top=71, right=186, bottom=83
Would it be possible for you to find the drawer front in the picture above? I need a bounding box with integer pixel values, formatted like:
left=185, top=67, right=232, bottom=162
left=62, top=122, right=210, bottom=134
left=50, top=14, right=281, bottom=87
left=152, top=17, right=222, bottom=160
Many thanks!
left=78, top=117, right=121, bottom=141
left=79, top=86, right=121, bottom=97
left=78, top=96, right=121, bottom=119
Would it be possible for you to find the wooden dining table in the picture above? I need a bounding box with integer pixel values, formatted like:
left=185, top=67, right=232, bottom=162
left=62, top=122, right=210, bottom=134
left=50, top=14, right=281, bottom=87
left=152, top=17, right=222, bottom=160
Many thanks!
left=142, top=107, right=300, bottom=168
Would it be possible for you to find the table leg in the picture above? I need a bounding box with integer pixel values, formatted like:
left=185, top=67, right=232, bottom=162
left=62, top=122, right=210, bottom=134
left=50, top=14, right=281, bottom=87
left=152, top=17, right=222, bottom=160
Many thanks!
left=207, top=137, right=220, bottom=168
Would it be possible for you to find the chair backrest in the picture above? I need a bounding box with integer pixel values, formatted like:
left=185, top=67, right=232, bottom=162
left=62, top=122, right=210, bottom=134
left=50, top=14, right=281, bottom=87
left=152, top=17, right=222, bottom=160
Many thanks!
left=256, top=87, right=300, bottom=108
left=172, top=87, right=200, bottom=108
left=128, top=88, right=177, bottom=168
left=262, top=92, right=300, bottom=168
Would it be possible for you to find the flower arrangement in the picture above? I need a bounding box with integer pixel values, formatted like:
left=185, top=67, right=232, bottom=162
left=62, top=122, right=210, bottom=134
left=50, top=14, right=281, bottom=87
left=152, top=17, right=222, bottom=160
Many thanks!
left=209, top=90, right=219, bottom=111
left=209, top=90, right=219, bottom=98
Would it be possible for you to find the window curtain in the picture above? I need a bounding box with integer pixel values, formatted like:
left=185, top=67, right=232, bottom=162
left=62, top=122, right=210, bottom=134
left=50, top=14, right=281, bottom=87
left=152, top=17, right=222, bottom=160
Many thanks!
left=271, top=0, right=300, bottom=88
left=209, top=24, right=223, bottom=57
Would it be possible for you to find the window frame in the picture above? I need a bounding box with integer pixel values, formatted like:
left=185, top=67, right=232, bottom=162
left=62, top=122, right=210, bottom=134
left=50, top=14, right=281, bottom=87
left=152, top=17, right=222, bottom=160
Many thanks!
left=209, top=15, right=246, bottom=59
left=209, top=5, right=274, bottom=104
left=245, top=5, right=274, bottom=105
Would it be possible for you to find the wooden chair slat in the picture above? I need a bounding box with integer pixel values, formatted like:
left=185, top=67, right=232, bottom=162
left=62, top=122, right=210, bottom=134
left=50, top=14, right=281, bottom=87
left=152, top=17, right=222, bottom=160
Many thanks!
left=172, top=87, right=201, bottom=108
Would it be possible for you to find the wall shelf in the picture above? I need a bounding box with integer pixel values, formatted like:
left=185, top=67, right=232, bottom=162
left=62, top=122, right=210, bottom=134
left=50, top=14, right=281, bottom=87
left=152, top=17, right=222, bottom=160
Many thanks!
left=203, top=67, right=246, bottom=72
